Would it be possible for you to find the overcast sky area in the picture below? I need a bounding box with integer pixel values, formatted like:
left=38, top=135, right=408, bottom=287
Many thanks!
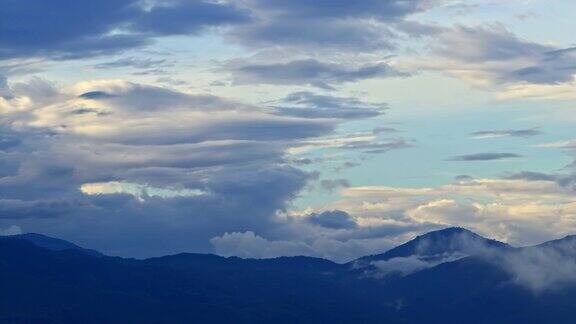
left=1, top=0, right=576, bottom=262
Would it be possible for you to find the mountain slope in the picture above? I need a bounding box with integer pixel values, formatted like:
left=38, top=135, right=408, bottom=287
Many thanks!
left=3, top=229, right=576, bottom=323
left=355, top=227, right=511, bottom=264
left=0, top=233, right=102, bottom=256
left=0, top=238, right=398, bottom=323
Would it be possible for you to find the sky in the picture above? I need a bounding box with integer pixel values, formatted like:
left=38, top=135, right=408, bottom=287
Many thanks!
left=1, top=0, right=576, bottom=262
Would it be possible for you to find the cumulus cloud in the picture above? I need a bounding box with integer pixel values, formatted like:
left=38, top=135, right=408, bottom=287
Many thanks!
left=328, top=175, right=576, bottom=249
left=210, top=231, right=316, bottom=259
left=1, top=76, right=373, bottom=257
left=2, top=68, right=422, bottom=259
left=448, top=152, right=521, bottom=161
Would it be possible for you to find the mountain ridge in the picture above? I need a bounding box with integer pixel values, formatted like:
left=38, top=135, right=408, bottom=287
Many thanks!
left=3, top=228, right=576, bottom=323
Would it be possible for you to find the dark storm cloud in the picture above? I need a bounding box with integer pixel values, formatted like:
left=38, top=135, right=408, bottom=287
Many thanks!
left=470, top=128, right=542, bottom=139
left=231, top=59, right=407, bottom=89
left=449, top=153, right=522, bottom=161
left=272, top=91, right=387, bottom=120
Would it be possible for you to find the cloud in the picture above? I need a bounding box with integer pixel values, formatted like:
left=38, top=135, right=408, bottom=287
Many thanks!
left=231, top=19, right=394, bottom=51
left=230, top=0, right=442, bottom=51
left=320, top=179, right=351, bottom=192
left=210, top=229, right=404, bottom=263
left=535, top=139, right=576, bottom=150
left=271, top=91, right=387, bottom=119
left=290, top=134, right=412, bottom=155
left=0, top=0, right=144, bottom=59
left=0, top=225, right=22, bottom=236
left=130, top=0, right=251, bottom=36
left=340, top=138, right=412, bottom=154
left=494, top=237, right=576, bottom=293
left=434, top=25, right=548, bottom=64
left=448, top=153, right=521, bottom=161
left=0, top=74, right=12, bottom=99
left=0, top=0, right=446, bottom=61
left=247, top=0, right=431, bottom=21
left=504, top=171, right=559, bottom=182
left=0, top=0, right=250, bottom=60
left=330, top=175, right=576, bottom=249
left=230, top=59, right=407, bottom=89
left=0, top=75, right=396, bottom=258
left=92, top=57, right=171, bottom=70
left=372, top=256, right=432, bottom=276
left=509, top=47, right=576, bottom=85
left=307, top=210, right=357, bottom=229
left=414, top=24, right=576, bottom=98
left=372, top=253, right=466, bottom=277
left=470, top=128, right=541, bottom=139
left=372, top=126, right=399, bottom=134
left=210, top=231, right=316, bottom=259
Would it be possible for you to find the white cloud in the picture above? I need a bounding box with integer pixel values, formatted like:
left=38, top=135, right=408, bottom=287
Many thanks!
left=372, top=253, right=466, bottom=277
left=0, top=225, right=22, bottom=236
left=327, top=177, right=576, bottom=246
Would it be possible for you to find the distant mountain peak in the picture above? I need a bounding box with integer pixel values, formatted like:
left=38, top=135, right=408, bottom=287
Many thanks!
left=354, top=227, right=509, bottom=264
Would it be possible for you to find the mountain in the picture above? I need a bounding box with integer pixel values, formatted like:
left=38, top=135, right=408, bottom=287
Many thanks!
left=0, top=233, right=102, bottom=256
left=0, top=238, right=388, bottom=323
left=355, top=227, right=510, bottom=263
left=3, top=228, right=576, bottom=323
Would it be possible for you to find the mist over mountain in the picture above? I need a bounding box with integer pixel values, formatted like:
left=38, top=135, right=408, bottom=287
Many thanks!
left=3, top=227, right=576, bottom=323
